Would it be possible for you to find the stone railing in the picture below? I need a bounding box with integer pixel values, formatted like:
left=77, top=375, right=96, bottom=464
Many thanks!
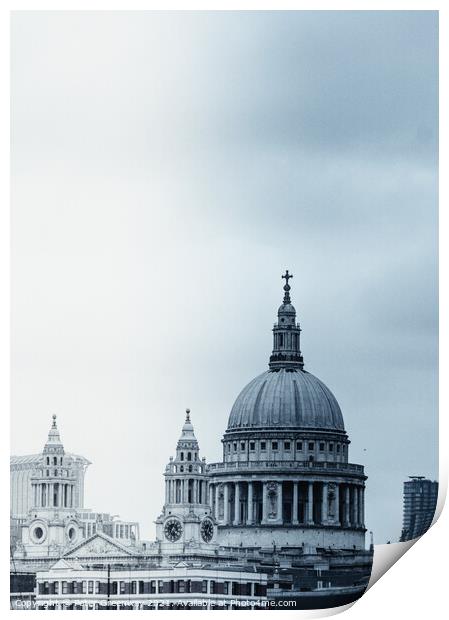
left=206, top=461, right=364, bottom=475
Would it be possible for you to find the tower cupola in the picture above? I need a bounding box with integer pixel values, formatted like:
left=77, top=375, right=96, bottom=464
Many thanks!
left=269, top=270, right=304, bottom=370
left=43, top=415, right=64, bottom=455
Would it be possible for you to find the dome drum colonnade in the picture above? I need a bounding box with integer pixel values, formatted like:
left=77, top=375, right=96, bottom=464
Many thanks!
left=207, top=271, right=366, bottom=548
left=206, top=478, right=365, bottom=529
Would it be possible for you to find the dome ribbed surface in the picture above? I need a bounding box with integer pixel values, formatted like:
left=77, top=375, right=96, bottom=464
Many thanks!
left=227, top=369, right=345, bottom=432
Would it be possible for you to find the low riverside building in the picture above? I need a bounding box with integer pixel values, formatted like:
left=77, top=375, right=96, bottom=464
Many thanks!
left=35, top=563, right=269, bottom=610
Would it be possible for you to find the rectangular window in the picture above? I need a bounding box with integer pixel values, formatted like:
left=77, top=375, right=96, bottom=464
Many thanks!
left=260, top=441, right=266, bottom=451
left=158, top=581, right=164, bottom=594
left=82, top=581, right=86, bottom=594
left=120, top=581, right=125, bottom=594
left=131, top=581, right=137, bottom=594
left=308, top=442, right=314, bottom=451
left=150, top=580, right=156, bottom=594
left=73, top=581, right=78, bottom=594
left=284, top=441, right=291, bottom=450
left=201, top=580, right=208, bottom=593
left=272, top=441, right=278, bottom=450
left=95, top=582, right=100, bottom=595
left=319, top=442, right=325, bottom=451
left=296, top=441, right=303, bottom=451
left=210, top=581, right=216, bottom=594
left=240, top=442, right=245, bottom=451
left=329, top=443, right=334, bottom=452
left=223, top=581, right=229, bottom=595
left=88, top=581, right=93, bottom=594
left=233, top=442, right=237, bottom=452
left=249, top=441, right=255, bottom=451
left=178, top=580, right=185, bottom=593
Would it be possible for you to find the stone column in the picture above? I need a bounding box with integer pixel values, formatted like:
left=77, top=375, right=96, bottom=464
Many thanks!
left=307, top=482, right=314, bottom=524
left=214, top=484, right=219, bottom=520
left=262, top=482, right=268, bottom=523
left=321, top=482, right=328, bottom=524
left=223, top=483, right=229, bottom=525
left=334, top=482, right=340, bottom=525
left=292, top=482, right=299, bottom=524
left=234, top=482, right=240, bottom=525
left=277, top=482, right=283, bottom=523
left=359, top=487, right=365, bottom=527
left=247, top=482, right=254, bottom=525
left=353, top=486, right=359, bottom=527
left=344, top=485, right=350, bottom=526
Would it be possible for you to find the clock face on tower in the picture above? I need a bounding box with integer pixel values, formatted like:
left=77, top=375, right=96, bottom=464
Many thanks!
left=164, top=518, right=183, bottom=542
left=200, top=517, right=214, bottom=543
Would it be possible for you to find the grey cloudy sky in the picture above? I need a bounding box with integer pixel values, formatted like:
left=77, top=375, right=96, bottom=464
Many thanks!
left=11, top=11, right=438, bottom=544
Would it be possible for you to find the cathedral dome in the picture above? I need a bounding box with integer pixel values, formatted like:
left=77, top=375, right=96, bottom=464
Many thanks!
left=226, top=368, right=345, bottom=432
left=226, top=271, right=345, bottom=434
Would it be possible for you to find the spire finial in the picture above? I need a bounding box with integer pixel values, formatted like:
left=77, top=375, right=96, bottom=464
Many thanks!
left=185, top=408, right=191, bottom=423
left=281, top=270, right=293, bottom=303
left=52, top=414, right=57, bottom=429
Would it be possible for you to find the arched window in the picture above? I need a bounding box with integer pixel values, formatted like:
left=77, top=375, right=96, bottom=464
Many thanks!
left=188, top=465, right=192, bottom=472
left=53, top=457, right=57, bottom=465
left=180, top=452, right=184, bottom=461
left=46, top=457, right=50, bottom=465
left=187, top=452, right=192, bottom=461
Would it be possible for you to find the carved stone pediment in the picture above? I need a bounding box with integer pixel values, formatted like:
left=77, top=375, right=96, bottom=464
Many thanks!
left=64, top=533, right=136, bottom=559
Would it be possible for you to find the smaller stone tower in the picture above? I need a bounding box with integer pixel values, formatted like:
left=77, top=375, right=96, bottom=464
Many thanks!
left=155, top=410, right=217, bottom=554
left=15, top=416, right=84, bottom=559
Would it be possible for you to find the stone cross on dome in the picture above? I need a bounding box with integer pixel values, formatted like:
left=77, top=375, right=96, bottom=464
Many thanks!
left=282, top=270, right=293, bottom=303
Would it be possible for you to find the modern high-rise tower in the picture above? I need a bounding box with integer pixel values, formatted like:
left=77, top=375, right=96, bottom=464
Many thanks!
left=400, top=476, right=438, bottom=541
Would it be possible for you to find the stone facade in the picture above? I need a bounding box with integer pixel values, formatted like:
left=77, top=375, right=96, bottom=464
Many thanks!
left=11, top=417, right=139, bottom=564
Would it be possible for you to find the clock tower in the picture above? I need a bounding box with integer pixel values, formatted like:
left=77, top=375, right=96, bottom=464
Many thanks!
left=155, top=410, right=217, bottom=554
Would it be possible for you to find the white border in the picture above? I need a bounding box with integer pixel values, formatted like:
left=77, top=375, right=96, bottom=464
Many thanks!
left=2, top=2, right=446, bottom=618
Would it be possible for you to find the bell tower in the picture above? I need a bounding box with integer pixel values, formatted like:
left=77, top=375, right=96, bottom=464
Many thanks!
left=155, top=410, right=217, bottom=552
left=15, top=416, right=83, bottom=560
